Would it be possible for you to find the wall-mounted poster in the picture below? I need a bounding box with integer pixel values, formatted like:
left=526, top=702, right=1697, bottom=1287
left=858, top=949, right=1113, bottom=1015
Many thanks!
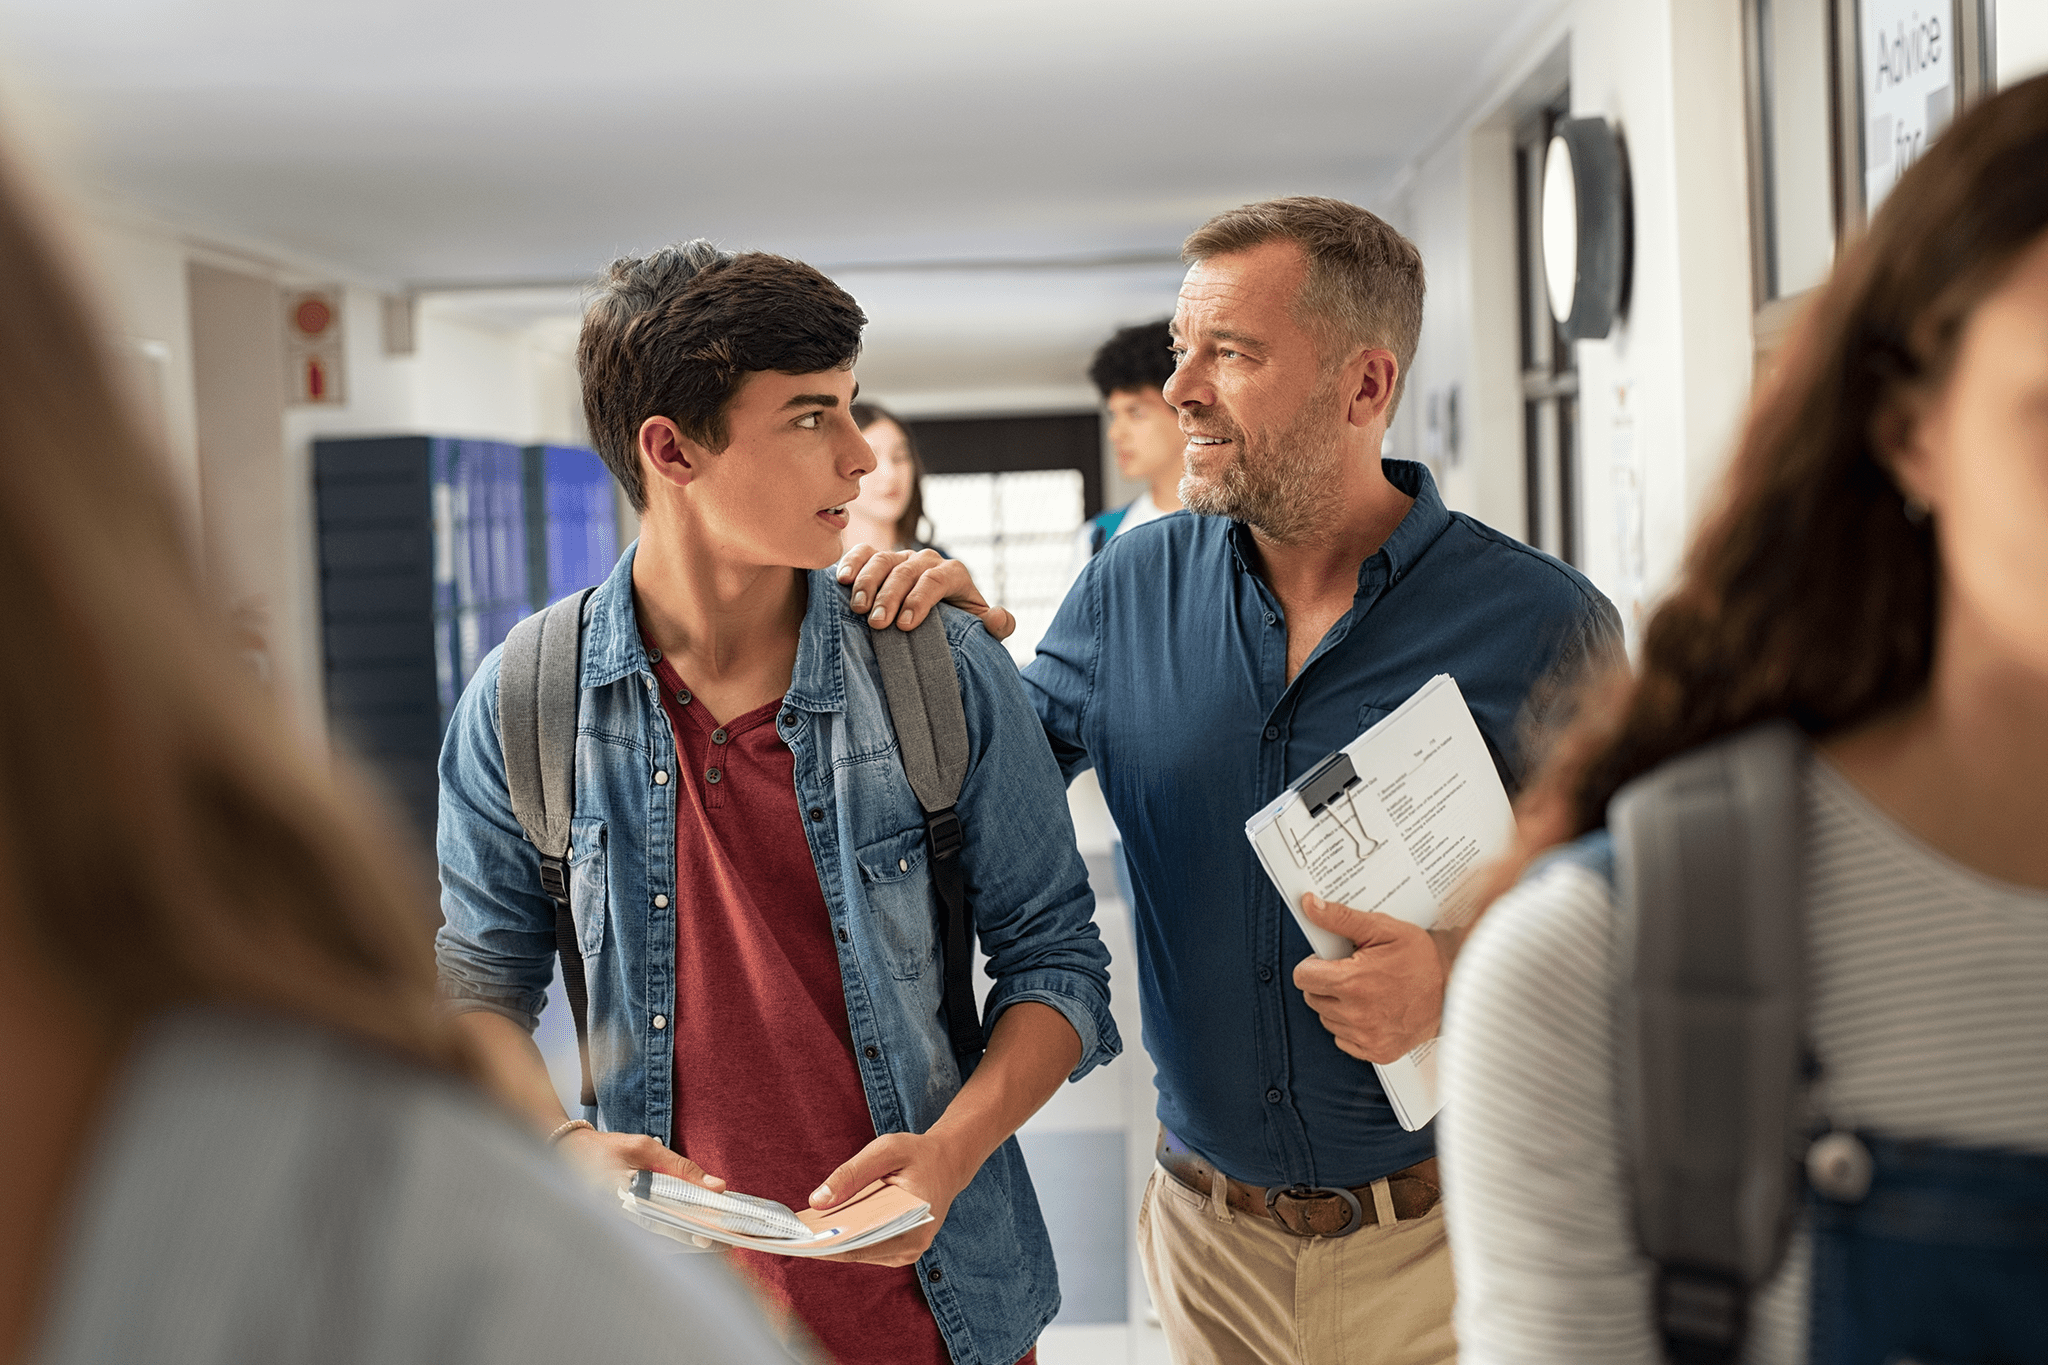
left=1858, top=0, right=1956, bottom=214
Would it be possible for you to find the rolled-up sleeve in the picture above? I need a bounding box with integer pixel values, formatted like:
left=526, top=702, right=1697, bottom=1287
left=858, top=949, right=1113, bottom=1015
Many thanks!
left=948, top=617, right=1121, bottom=1081
left=434, top=647, right=559, bottom=1032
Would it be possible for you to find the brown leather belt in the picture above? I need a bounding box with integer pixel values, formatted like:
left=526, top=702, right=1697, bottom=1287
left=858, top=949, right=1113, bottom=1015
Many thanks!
left=1155, top=1127, right=1440, bottom=1239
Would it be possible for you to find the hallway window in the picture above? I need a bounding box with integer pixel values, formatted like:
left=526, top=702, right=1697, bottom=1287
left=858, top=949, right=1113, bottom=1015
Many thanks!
left=1747, top=0, right=1839, bottom=306
left=897, top=410, right=1102, bottom=666
left=1516, top=89, right=1580, bottom=566
left=922, top=469, right=1084, bottom=667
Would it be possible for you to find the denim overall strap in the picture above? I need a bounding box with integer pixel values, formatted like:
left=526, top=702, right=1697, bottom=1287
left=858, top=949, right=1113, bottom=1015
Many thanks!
left=1531, top=828, right=1614, bottom=882
left=1808, top=1134, right=2048, bottom=1365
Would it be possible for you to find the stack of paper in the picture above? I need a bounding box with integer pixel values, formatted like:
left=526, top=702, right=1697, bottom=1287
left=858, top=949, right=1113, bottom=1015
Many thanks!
left=620, top=1171, right=933, bottom=1257
left=1244, top=674, right=1514, bottom=1131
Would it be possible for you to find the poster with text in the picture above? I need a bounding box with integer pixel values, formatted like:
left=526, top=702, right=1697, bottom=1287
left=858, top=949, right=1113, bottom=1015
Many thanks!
left=1860, top=0, right=1955, bottom=215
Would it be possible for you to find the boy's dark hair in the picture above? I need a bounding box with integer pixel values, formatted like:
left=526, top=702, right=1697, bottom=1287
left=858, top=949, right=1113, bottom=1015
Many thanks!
left=1087, top=318, right=1177, bottom=399
left=578, top=241, right=866, bottom=510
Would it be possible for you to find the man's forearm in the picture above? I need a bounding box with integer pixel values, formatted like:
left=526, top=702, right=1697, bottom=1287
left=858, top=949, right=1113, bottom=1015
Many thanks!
left=924, top=1001, right=1080, bottom=1175
left=453, top=1009, right=574, bottom=1133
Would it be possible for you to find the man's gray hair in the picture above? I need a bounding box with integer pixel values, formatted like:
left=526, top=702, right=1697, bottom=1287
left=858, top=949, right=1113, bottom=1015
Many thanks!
left=1182, top=196, right=1426, bottom=419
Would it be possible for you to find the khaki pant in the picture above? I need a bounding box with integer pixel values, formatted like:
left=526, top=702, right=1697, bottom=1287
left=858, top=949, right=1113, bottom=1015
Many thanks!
left=1138, top=1164, right=1457, bottom=1365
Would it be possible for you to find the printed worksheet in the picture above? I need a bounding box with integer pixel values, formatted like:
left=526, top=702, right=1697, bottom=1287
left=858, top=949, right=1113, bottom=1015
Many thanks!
left=1245, top=674, right=1514, bottom=1129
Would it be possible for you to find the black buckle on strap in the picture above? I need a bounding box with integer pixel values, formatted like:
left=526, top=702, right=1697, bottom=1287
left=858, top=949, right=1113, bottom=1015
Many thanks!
left=1264, top=1183, right=1366, bottom=1238
left=926, top=808, right=964, bottom=862
left=538, top=855, right=570, bottom=906
left=1656, top=1267, right=1746, bottom=1364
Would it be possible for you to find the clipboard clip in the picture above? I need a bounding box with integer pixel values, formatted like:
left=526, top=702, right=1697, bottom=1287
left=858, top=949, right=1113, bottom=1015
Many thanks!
left=1295, top=750, right=1361, bottom=819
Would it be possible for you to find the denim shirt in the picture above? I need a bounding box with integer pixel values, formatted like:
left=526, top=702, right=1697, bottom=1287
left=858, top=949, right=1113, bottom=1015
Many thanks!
left=436, top=545, right=1120, bottom=1365
left=1023, top=459, right=1620, bottom=1190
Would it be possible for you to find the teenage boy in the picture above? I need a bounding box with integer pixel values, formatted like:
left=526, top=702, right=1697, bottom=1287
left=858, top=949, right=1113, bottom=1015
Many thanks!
left=1067, top=318, right=1187, bottom=910
left=843, top=198, right=1621, bottom=1365
left=435, top=242, right=1119, bottom=1365
left=1083, top=318, right=1184, bottom=552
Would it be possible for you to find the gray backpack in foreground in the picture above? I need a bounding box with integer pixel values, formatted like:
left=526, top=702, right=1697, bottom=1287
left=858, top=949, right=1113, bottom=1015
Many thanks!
left=496, top=590, right=985, bottom=1111
left=1610, top=722, right=1809, bottom=1364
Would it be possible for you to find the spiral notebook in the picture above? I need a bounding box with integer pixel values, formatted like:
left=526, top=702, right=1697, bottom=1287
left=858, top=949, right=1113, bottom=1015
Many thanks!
left=620, top=1171, right=933, bottom=1258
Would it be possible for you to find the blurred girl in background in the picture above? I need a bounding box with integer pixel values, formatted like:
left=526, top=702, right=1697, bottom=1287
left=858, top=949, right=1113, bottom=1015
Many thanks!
left=845, top=402, right=943, bottom=556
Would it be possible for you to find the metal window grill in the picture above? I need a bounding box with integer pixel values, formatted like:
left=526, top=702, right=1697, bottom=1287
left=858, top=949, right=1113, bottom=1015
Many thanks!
left=922, top=468, right=1084, bottom=666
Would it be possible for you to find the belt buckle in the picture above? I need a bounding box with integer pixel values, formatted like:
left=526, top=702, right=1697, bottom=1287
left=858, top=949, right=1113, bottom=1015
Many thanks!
left=1264, top=1183, right=1366, bottom=1238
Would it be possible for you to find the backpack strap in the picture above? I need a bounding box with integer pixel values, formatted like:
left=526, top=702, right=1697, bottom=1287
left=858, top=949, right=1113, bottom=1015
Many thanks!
left=497, top=587, right=598, bottom=1110
left=869, top=613, right=983, bottom=1077
left=1609, top=721, right=1809, bottom=1364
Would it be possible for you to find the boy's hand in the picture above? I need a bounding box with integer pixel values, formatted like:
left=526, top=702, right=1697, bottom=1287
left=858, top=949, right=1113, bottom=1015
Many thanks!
left=836, top=544, right=1016, bottom=641
left=808, top=1131, right=976, bottom=1267
left=558, top=1127, right=725, bottom=1195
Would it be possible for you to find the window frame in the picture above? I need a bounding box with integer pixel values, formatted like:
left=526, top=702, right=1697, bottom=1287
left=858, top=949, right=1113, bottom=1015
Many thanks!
left=1743, top=0, right=1998, bottom=365
left=1514, top=87, right=1582, bottom=567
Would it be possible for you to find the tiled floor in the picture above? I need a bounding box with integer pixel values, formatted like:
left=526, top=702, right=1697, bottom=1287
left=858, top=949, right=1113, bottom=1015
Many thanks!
left=1015, top=775, right=1164, bottom=1357
left=1040, top=1320, right=1176, bottom=1365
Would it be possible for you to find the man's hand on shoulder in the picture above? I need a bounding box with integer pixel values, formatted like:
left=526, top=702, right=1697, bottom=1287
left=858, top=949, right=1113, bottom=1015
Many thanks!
left=836, top=544, right=1016, bottom=641
left=1291, top=894, right=1447, bottom=1064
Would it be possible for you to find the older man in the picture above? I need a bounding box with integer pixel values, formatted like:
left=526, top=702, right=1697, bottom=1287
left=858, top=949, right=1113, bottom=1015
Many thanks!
left=846, top=197, right=1620, bottom=1364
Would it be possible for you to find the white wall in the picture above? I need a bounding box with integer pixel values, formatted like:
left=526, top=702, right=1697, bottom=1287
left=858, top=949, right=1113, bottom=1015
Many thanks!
left=1569, top=0, right=1755, bottom=643
left=1387, top=109, right=1526, bottom=541
left=403, top=301, right=584, bottom=445
left=189, top=260, right=303, bottom=717
left=77, top=215, right=586, bottom=744
left=1384, top=0, right=1755, bottom=648
left=79, top=216, right=202, bottom=528
left=1395, top=0, right=2042, bottom=650
left=2000, top=2, right=2048, bottom=85
left=1384, top=17, right=1573, bottom=557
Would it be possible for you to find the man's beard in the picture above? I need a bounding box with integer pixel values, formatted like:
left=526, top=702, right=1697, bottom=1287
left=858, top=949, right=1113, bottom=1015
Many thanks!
left=1178, top=374, right=1348, bottom=545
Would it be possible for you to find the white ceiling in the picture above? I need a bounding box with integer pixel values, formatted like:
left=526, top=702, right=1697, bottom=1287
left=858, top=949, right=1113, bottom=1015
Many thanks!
left=0, top=0, right=1550, bottom=403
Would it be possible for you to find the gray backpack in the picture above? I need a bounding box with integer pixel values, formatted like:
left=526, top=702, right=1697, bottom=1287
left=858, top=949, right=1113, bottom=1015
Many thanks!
left=496, top=588, right=985, bottom=1111
left=1609, top=721, right=1810, bottom=1364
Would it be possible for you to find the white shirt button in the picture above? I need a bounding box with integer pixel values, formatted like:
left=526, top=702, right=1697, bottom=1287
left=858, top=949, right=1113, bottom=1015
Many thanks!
left=654, top=894, right=669, bottom=908
left=654, top=769, right=669, bottom=785
left=653, top=1014, right=667, bottom=1030
left=899, top=858, right=909, bottom=872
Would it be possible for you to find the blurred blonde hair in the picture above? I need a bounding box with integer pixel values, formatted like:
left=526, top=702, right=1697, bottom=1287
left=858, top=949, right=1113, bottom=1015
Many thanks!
left=0, top=141, right=468, bottom=1074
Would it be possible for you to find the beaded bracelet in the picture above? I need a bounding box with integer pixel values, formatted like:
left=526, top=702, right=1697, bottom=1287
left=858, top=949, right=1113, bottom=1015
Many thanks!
left=547, top=1118, right=595, bottom=1146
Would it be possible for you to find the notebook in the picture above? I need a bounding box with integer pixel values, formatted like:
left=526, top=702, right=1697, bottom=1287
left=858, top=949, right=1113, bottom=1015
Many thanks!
left=620, top=1171, right=934, bottom=1257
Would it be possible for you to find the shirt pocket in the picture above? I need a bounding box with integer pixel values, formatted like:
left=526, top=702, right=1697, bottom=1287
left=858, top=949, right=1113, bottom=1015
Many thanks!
left=854, top=826, right=937, bottom=981
left=1357, top=701, right=1394, bottom=733
left=568, top=816, right=608, bottom=959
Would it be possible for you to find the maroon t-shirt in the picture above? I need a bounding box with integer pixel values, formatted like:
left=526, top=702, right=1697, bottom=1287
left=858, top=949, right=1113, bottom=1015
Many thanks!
left=650, top=652, right=949, bottom=1365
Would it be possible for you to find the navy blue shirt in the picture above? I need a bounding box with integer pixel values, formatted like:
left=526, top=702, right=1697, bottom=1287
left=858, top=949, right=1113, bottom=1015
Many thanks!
left=1021, top=460, right=1621, bottom=1188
